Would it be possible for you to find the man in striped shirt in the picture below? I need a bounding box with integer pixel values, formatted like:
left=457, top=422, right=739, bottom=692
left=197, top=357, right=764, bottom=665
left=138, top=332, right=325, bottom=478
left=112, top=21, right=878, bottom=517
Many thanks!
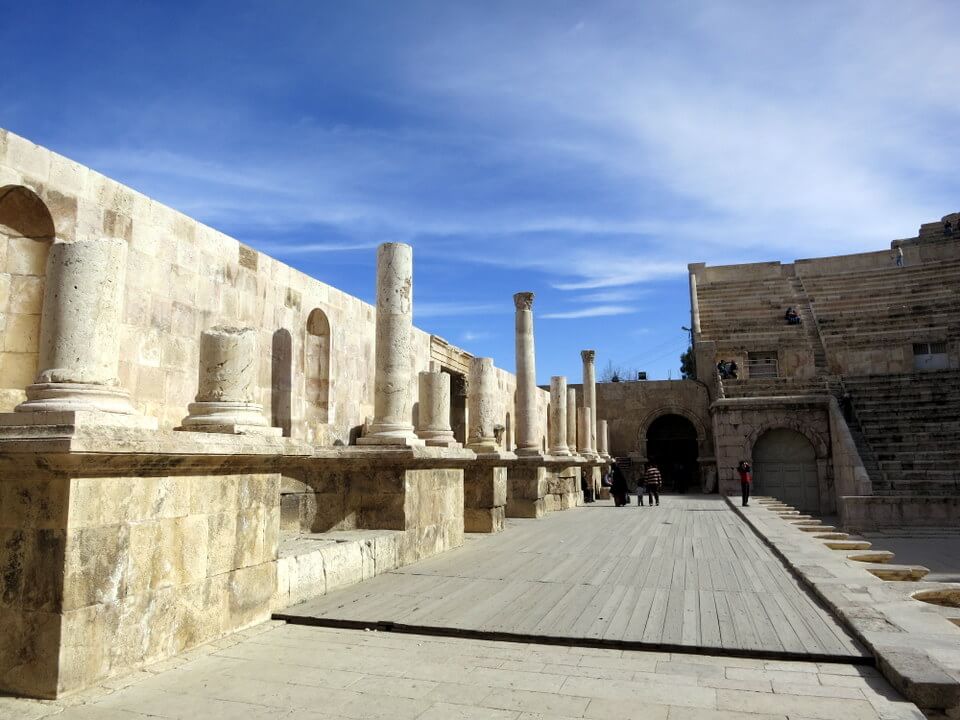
left=644, top=464, right=662, bottom=507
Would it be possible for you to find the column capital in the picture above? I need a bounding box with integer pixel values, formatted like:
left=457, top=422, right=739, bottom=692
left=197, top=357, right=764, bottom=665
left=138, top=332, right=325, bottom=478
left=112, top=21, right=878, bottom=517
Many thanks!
left=581, top=349, right=596, bottom=363
left=513, top=292, right=535, bottom=311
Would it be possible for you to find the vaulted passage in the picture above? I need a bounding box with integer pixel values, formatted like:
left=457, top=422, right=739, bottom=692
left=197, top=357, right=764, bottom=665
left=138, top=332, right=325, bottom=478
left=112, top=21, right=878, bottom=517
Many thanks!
left=753, top=428, right=819, bottom=512
left=646, top=414, right=699, bottom=493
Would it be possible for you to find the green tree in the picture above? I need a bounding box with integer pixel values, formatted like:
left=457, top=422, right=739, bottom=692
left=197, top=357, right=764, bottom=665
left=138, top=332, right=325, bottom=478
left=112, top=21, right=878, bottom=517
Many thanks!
left=680, top=346, right=696, bottom=379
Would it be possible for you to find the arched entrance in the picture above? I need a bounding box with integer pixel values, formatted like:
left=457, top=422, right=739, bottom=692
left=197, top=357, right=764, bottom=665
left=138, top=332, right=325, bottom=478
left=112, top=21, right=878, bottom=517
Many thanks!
left=646, top=414, right=699, bottom=493
left=753, top=428, right=819, bottom=512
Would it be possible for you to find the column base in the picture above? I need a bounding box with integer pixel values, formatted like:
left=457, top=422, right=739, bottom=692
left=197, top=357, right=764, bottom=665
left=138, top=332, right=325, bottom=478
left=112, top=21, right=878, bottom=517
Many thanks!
left=418, top=430, right=461, bottom=448
left=0, top=409, right=158, bottom=436
left=357, top=434, right=425, bottom=447
left=180, top=401, right=278, bottom=435
left=16, top=382, right=138, bottom=415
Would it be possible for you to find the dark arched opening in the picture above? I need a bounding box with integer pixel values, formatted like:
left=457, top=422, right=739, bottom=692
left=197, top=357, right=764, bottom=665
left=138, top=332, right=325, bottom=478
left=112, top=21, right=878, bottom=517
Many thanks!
left=646, top=414, right=699, bottom=493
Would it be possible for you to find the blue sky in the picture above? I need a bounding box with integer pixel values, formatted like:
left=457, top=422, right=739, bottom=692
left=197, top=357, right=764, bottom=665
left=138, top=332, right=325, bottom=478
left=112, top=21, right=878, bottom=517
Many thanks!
left=3, top=1, right=958, bottom=381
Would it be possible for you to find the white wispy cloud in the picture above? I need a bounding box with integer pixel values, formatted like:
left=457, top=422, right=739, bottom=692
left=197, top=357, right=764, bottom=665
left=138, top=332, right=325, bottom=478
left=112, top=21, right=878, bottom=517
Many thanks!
left=416, top=302, right=506, bottom=318
left=541, top=305, right=636, bottom=320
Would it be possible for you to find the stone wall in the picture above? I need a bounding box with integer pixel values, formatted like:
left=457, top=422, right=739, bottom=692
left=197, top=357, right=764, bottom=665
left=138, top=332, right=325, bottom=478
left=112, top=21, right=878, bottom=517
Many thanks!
left=712, top=396, right=835, bottom=514
left=0, top=128, right=545, bottom=444
left=0, top=445, right=281, bottom=698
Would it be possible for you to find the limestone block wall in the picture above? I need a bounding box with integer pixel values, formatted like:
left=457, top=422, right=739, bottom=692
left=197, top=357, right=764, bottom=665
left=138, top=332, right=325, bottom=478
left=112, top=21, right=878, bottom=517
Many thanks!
left=0, top=464, right=279, bottom=698
left=712, top=397, right=835, bottom=514
left=0, top=128, right=541, bottom=444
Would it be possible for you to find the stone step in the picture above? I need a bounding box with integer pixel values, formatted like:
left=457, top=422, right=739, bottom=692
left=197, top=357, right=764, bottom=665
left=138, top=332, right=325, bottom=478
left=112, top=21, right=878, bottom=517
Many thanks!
left=822, top=537, right=868, bottom=548
left=866, top=564, right=930, bottom=582
left=799, top=524, right=836, bottom=532
left=846, top=550, right=895, bottom=564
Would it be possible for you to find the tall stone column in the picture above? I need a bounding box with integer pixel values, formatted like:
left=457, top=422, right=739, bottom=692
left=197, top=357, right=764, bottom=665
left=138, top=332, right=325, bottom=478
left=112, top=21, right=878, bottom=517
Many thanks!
left=581, top=350, right=597, bottom=454
left=597, top=419, right=611, bottom=460
left=466, top=357, right=498, bottom=453
left=15, top=238, right=144, bottom=419
left=180, top=326, right=278, bottom=435
left=359, top=242, right=422, bottom=446
left=417, top=370, right=459, bottom=447
left=566, top=387, right=577, bottom=454
left=514, top=292, right=541, bottom=456
left=549, top=376, right=570, bottom=456
left=577, top=407, right=593, bottom=456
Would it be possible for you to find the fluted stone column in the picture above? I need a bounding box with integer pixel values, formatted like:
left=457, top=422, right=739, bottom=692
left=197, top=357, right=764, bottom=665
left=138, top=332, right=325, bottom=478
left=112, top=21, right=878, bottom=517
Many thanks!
left=15, top=238, right=148, bottom=421
left=467, top=357, right=498, bottom=453
left=580, top=350, right=598, bottom=457
left=359, top=242, right=422, bottom=446
left=417, top=371, right=459, bottom=447
left=180, top=326, right=278, bottom=434
left=549, top=376, right=570, bottom=456
left=514, top=292, right=541, bottom=456
left=597, top=419, right=611, bottom=460
left=566, top=387, right=577, bottom=453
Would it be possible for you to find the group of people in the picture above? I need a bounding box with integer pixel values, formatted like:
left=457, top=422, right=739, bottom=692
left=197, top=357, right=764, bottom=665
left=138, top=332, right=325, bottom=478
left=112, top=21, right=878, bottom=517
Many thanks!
left=605, top=461, right=662, bottom=507
left=716, top=360, right=739, bottom=379
left=601, top=459, right=754, bottom=508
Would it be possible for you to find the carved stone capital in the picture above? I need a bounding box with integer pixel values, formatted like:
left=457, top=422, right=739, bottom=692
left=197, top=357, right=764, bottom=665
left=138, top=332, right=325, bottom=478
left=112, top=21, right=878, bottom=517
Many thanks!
left=581, top=349, right=596, bottom=363
left=513, top=292, right=535, bottom=311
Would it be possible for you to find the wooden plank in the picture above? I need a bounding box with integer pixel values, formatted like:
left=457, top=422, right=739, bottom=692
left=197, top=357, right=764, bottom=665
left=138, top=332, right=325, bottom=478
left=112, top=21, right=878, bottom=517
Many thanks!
left=698, top=589, right=722, bottom=648
left=641, top=588, right=670, bottom=644
left=681, top=588, right=700, bottom=646
left=660, top=587, right=686, bottom=646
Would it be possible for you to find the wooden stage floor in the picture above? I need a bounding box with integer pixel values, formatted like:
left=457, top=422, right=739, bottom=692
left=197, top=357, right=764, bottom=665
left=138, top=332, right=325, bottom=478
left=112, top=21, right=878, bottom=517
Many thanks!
left=276, top=495, right=867, bottom=661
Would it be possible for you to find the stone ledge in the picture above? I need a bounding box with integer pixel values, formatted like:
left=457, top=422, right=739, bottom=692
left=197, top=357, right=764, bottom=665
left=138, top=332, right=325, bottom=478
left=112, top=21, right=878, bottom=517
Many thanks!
left=729, top=497, right=960, bottom=716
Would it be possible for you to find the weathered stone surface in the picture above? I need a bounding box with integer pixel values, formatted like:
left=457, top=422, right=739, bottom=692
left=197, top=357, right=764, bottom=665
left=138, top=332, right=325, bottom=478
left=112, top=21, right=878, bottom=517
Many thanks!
left=358, top=243, right=422, bottom=446
left=416, top=370, right=459, bottom=447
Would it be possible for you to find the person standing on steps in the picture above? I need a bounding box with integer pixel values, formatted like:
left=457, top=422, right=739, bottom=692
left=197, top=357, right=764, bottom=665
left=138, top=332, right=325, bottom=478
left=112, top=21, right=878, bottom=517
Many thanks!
left=893, top=244, right=904, bottom=268
left=737, top=460, right=752, bottom=507
left=643, top=463, right=661, bottom=506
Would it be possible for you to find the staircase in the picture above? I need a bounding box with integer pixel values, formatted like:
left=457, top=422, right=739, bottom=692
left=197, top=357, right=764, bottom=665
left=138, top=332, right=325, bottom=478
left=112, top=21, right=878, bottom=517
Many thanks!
left=789, top=275, right=830, bottom=376
left=844, top=371, right=960, bottom=496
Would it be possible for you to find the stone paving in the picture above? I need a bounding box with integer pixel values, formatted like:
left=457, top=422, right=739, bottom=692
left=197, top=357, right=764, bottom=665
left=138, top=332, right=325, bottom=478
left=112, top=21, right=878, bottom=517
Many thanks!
left=279, top=496, right=865, bottom=659
left=0, top=622, right=925, bottom=720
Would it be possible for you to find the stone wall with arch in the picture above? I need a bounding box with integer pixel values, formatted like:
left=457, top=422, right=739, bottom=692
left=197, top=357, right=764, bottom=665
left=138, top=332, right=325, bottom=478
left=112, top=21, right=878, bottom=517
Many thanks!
left=712, top=396, right=836, bottom=514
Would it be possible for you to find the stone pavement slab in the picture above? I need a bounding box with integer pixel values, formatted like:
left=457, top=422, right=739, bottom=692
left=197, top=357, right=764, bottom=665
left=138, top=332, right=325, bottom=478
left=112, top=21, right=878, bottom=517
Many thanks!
left=734, top=497, right=960, bottom=717
left=0, top=623, right=924, bottom=720
left=278, top=496, right=866, bottom=660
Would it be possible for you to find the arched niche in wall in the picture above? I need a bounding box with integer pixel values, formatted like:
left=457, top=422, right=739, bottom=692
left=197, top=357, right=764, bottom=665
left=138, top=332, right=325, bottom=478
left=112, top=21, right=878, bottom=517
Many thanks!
left=304, top=308, right=331, bottom=438
left=0, top=185, right=56, bottom=410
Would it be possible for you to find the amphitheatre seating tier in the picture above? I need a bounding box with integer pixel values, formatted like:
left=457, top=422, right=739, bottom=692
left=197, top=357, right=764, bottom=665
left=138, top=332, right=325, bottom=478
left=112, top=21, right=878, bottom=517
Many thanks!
left=798, top=259, right=960, bottom=351
left=696, top=275, right=818, bottom=358
left=844, top=371, right=960, bottom=496
left=721, top=377, right=835, bottom=399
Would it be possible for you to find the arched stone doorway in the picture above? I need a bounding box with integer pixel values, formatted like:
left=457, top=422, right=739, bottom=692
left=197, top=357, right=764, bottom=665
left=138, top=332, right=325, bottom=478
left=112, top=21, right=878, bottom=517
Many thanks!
left=753, top=428, right=819, bottom=512
left=646, top=414, right=699, bottom=493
